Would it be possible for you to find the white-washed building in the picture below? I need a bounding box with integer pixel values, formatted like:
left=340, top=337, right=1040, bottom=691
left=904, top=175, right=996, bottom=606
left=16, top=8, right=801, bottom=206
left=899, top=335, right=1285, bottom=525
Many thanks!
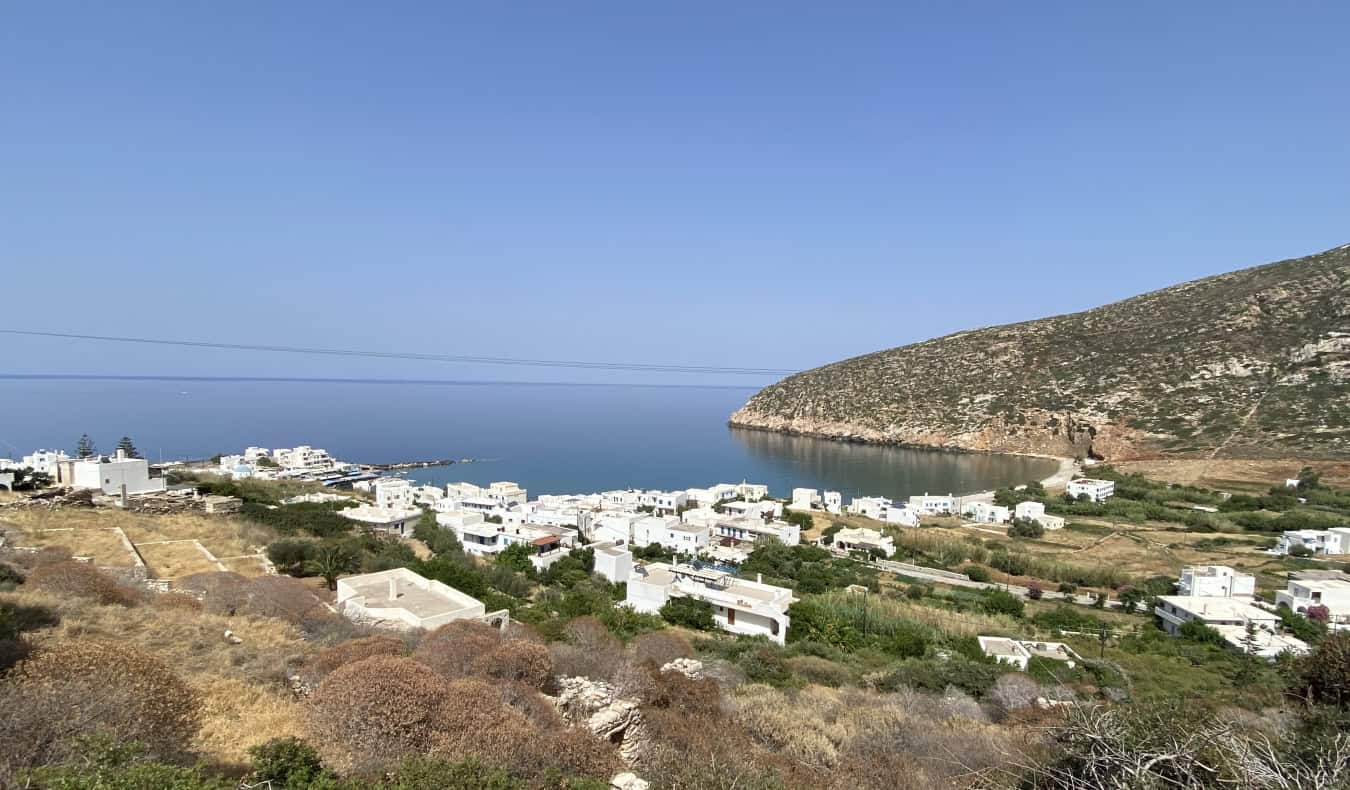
left=791, top=488, right=820, bottom=511
left=712, top=517, right=801, bottom=547
left=1154, top=595, right=1308, bottom=658
left=963, top=501, right=1011, bottom=525
left=593, top=542, right=634, bottom=584
left=69, top=450, right=166, bottom=496
left=907, top=493, right=955, bottom=516
left=374, top=477, right=415, bottom=510
left=633, top=516, right=709, bottom=554
left=1275, top=529, right=1350, bottom=556
left=1066, top=478, right=1116, bottom=502
left=736, top=482, right=769, bottom=502
left=336, top=568, right=486, bottom=630
left=626, top=562, right=795, bottom=644
left=1177, top=566, right=1256, bottom=599
left=832, top=527, right=895, bottom=557
left=341, top=504, right=422, bottom=536
left=1276, top=575, right=1350, bottom=629
left=1014, top=500, right=1064, bottom=530
left=21, top=449, right=69, bottom=475
left=848, top=496, right=891, bottom=520
left=823, top=491, right=842, bottom=514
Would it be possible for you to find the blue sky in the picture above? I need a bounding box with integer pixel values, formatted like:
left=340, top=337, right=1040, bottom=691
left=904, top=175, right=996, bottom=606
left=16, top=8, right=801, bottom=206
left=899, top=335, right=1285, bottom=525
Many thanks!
left=2, top=2, right=1347, bottom=385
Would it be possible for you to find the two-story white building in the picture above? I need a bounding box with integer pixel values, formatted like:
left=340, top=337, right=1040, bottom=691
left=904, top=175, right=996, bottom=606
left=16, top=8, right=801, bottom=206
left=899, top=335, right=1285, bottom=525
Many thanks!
left=273, top=446, right=338, bottom=472
left=963, top=501, right=1011, bottom=525
left=626, top=562, right=795, bottom=644
left=592, top=541, right=634, bottom=584
left=1013, top=501, right=1065, bottom=530
left=822, top=491, right=842, bottom=514
left=720, top=500, right=783, bottom=521
left=907, top=493, right=955, bottom=516
left=633, top=516, right=709, bottom=554
left=848, top=496, right=890, bottom=521
left=1066, top=478, right=1116, bottom=502
left=1275, top=529, right=1350, bottom=556
left=373, top=477, right=416, bottom=510
left=712, top=517, right=800, bottom=548
left=736, top=482, right=769, bottom=502
left=1177, top=565, right=1256, bottom=598
left=1276, top=573, right=1350, bottom=630
left=20, top=449, right=69, bottom=475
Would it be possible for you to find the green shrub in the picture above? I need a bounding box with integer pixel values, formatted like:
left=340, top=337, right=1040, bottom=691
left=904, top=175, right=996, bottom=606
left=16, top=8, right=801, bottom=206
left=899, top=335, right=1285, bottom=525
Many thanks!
left=981, top=589, right=1025, bottom=618
left=965, top=565, right=991, bottom=583
left=247, top=737, right=329, bottom=788
left=660, top=598, right=716, bottom=631
left=877, top=657, right=1002, bottom=698
left=739, top=647, right=794, bottom=685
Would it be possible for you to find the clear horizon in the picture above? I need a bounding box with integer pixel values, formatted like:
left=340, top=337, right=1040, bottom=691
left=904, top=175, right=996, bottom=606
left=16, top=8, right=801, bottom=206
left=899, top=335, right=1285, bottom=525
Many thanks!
left=3, top=3, right=1348, bottom=385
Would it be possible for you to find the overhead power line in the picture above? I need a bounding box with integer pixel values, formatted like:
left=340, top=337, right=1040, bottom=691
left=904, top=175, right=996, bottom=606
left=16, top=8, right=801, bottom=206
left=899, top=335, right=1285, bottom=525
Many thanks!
left=0, top=329, right=796, bottom=377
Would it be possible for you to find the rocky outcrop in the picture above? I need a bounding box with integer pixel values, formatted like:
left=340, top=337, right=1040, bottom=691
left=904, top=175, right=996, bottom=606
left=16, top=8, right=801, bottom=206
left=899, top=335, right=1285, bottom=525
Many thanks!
left=552, top=676, right=650, bottom=766
left=733, top=244, right=1350, bottom=460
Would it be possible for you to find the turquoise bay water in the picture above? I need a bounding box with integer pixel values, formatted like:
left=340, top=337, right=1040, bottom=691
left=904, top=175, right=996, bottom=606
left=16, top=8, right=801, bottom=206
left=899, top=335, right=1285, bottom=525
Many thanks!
left=0, top=379, right=1055, bottom=501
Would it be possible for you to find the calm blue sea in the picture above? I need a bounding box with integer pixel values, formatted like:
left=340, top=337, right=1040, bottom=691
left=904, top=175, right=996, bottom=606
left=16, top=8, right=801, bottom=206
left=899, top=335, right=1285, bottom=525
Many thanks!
left=0, top=378, right=1055, bottom=501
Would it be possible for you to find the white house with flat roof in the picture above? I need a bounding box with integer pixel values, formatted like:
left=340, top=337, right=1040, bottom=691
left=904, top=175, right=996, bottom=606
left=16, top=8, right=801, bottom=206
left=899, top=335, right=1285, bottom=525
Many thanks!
left=1014, top=501, right=1065, bottom=530
left=712, top=517, right=800, bottom=547
left=908, top=493, right=955, bottom=516
left=791, top=488, right=820, bottom=511
left=963, top=501, right=1011, bottom=525
left=340, top=504, right=422, bottom=536
left=1275, top=529, right=1350, bottom=556
left=721, top=500, right=782, bottom=521
left=1276, top=576, right=1350, bottom=630
left=822, top=491, right=842, bottom=514
left=653, top=491, right=689, bottom=514
left=848, top=496, right=890, bottom=521
left=736, top=482, right=769, bottom=502
left=633, top=516, right=709, bottom=553
left=832, top=527, right=895, bottom=557
left=336, top=568, right=485, bottom=630
left=1154, top=595, right=1308, bottom=658
left=487, top=481, right=528, bottom=507
left=273, top=446, right=338, bottom=472
left=884, top=503, right=920, bottom=527
left=1066, top=478, right=1116, bottom=502
left=593, top=542, right=633, bottom=584
left=626, top=562, right=795, bottom=644
left=1177, top=566, right=1255, bottom=598
left=20, top=449, right=69, bottom=475
left=977, top=637, right=1030, bottom=670
left=69, top=450, right=166, bottom=496
left=374, top=477, right=415, bottom=510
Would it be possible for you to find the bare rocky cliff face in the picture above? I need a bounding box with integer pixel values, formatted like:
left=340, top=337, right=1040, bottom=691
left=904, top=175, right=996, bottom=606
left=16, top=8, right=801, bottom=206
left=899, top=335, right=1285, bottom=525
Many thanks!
left=732, top=245, right=1350, bottom=461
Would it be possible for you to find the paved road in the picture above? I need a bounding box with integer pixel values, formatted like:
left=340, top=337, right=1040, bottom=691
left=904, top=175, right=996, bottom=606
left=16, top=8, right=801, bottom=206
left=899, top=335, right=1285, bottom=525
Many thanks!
left=857, top=554, right=1114, bottom=608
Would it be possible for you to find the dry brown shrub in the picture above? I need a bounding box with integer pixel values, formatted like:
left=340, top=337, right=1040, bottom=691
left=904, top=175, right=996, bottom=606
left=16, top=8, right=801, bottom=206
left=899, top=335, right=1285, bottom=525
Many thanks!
left=786, top=655, right=855, bottom=687
left=29, top=546, right=74, bottom=568
left=472, top=639, right=553, bottom=690
left=15, top=640, right=199, bottom=761
left=640, top=664, right=722, bottom=715
left=631, top=630, right=692, bottom=667
left=497, top=680, right=565, bottom=728
left=309, top=655, right=453, bottom=766
left=502, top=619, right=546, bottom=643
left=413, top=619, right=502, bottom=678
left=564, top=616, right=618, bottom=652
left=300, top=634, right=407, bottom=685
left=26, top=560, right=140, bottom=606
left=243, top=575, right=335, bottom=631
left=988, top=672, right=1042, bottom=720
left=529, top=725, right=622, bottom=780
left=431, top=677, right=535, bottom=758
left=176, top=571, right=251, bottom=615
left=151, top=591, right=205, bottom=613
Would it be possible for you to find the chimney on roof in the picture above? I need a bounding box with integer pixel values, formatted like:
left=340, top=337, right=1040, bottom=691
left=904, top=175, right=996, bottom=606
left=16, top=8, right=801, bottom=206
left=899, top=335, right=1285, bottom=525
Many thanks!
left=388, top=577, right=398, bottom=599
left=757, top=573, right=762, bottom=584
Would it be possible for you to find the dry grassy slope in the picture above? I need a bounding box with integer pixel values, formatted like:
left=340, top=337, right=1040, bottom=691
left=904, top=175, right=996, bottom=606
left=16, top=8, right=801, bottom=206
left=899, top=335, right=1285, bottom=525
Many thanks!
left=732, top=244, right=1350, bottom=460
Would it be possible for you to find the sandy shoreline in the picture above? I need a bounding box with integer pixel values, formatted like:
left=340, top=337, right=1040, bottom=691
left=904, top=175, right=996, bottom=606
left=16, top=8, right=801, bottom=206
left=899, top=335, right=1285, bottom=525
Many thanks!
left=959, top=454, right=1077, bottom=504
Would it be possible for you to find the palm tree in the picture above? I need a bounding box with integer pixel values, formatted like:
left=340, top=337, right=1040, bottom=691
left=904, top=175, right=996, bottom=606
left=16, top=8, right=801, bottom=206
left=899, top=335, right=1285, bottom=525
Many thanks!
left=308, top=544, right=356, bottom=591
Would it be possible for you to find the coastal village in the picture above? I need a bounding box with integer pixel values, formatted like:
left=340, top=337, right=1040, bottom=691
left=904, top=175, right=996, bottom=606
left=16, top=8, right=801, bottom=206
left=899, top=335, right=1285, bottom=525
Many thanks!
left=4, top=442, right=1346, bottom=663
